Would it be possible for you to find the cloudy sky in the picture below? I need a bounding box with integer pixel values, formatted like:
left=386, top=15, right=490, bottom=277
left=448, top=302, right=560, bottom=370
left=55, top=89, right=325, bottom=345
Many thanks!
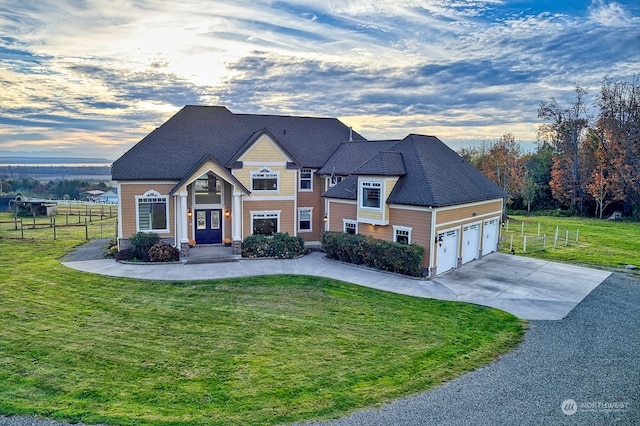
left=1, top=0, right=639, bottom=160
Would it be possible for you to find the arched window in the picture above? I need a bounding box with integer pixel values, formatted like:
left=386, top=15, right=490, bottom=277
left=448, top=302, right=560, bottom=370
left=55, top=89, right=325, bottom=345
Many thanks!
left=135, top=190, right=169, bottom=232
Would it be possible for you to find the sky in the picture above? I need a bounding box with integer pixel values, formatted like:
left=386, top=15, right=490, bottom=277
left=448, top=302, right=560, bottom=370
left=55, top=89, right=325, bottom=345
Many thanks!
left=1, top=0, right=639, bottom=161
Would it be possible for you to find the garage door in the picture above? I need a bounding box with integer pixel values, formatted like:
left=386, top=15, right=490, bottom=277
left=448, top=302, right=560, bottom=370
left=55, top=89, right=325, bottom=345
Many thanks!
left=462, top=223, right=480, bottom=264
left=482, top=219, right=498, bottom=256
left=437, top=229, right=458, bottom=274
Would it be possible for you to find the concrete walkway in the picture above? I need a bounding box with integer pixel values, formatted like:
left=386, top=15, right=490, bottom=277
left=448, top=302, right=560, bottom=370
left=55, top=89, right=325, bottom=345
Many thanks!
left=62, top=251, right=610, bottom=320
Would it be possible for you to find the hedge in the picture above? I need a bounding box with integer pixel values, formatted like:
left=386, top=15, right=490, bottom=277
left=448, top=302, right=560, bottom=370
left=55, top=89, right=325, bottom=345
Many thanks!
left=321, top=231, right=424, bottom=277
left=242, top=232, right=307, bottom=259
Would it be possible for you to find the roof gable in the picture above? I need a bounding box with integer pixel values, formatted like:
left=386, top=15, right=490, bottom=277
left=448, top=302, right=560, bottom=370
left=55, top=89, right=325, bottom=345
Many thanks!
left=229, top=129, right=298, bottom=166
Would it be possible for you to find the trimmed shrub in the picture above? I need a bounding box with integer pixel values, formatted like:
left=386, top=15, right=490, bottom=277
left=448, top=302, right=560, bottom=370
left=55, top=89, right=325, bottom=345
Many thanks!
left=242, top=233, right=306, bottom=259
left=148, top=241, right=180, bottom=262
left=129, top=232, right=159, bottom=260
left=322, top=231, right=424, bottom=277
left=114, top=248, right=135, bottom=262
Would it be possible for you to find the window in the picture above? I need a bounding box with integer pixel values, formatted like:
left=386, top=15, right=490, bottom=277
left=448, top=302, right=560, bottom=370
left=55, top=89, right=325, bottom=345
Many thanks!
left=252, top=211, right=280, bottom=235
left=344, top=220, right=357, bottom=235
left=298, top=208, right=312, bottom=232
left=194, top=174, right=221, bottom=204
left=136, top=190, right=168, bottom=232
left=394, top=226, right=412, bottom=244
left=361, top=181, right=382, bottom=209
left=299, top=169, right=313, bottom=190
left=251, top=168, right=279, bottom=191
left=329, top=175, right=344, bottom=187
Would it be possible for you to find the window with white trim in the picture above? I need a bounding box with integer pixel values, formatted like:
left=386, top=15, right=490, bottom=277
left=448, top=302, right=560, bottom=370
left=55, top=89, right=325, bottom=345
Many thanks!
left=136, top=190, right=169, bottom=232
left=252, top=211, right=280, bottom=235
left=298, top=208, right=312, bottom=232
left=299, top=169, right=313, bottom=190
left=393, top=225, right=412, bottom=244
left=361, top=181, right=382, bottom=209
left=251, top=167, right=279, bottom=191
left=194, top=174, right=221, bottom=204
left=344, top=220, right=357, bottom=235
left=329, top=175, right=344, bottom=187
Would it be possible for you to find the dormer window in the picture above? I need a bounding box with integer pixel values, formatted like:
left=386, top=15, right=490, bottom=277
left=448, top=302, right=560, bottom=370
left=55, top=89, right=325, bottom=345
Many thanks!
left=251, top=167, right=279, bottom=191
left=361, top=181, right=382, bottom=209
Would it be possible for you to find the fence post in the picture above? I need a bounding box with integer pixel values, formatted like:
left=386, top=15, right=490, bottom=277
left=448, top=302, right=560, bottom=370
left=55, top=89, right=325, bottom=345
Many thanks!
left=543, top=234, right=546, bottom=250
left=576, top=229, right=579, bottom=243
left=510, top=234, right=513, bottom=251
left=523, top=236, right=527, bottom=253
left=89, top=208, right=92, bottom=222
left=521, top=222, right=524, bottom=235
left=85, top=218, right=88, bottom=240
left=32, top=214, right=36, bottom=229
left=53, top=217, right=57, bottom=240
left=13, top=215, right=17, bottom=230
left=20, top=220, right=24, bottom=239
left=537, top=223, right=541, bottom=236
left=565, top=230, right=569, bottom=246
left=506, top=220, right=509, bottom=232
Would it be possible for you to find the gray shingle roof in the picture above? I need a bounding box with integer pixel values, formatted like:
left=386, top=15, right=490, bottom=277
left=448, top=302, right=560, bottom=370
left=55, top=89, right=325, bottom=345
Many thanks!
left=354, top=151, right=406, bottom=176
left=316, top=140, right=400, bottom=176
left=112, top=106, right=362, bottom=180
left=322, top=134, right=506, bottom=207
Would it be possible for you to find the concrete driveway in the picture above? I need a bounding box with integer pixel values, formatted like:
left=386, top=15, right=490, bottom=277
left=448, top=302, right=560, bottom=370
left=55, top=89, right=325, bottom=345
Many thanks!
left=433, top=253, right=611, bottom=320
left=62, top=251, right=610, bottom=321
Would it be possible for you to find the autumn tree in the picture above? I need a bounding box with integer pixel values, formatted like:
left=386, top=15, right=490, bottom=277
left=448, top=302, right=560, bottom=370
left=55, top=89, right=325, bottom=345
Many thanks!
left=538, top=86, right=590, bottom=214
left=477, top=133, right=526, bottom=205
left=597, top=76, right=640, bottom=219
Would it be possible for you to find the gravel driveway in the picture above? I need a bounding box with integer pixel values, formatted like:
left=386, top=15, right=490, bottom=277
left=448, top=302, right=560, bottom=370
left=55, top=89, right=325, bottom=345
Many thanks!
left=2, top=273, right=638, bottom=426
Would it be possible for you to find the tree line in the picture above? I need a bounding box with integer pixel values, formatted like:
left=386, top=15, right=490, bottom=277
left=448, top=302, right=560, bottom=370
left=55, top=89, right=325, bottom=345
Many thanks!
left=459, top=76, right=640, bottom=220
left=0, top=177, right=112, bottom=201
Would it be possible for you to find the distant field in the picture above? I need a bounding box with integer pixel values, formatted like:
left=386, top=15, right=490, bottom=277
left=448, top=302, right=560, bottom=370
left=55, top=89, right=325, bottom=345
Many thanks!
left=501, top=215, right=640, bottom=271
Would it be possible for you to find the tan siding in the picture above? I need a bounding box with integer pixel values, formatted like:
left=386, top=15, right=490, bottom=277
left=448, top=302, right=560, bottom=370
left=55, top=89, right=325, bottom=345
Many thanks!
left=120, top=183, right=176, bottom=238
left=359, top=223, right=393, bottom=241
left=242, top=199, right=295, bottom=238
left=436, top=200, right=503, bottom=225
left=240, top=135, right=289, bottom=162
left=232, top=166, right=296, bottom=197
left=297, top=174, right=324, bottom=242
left=358, top=208, right=383, bottom=222
left=327, top=201, right=357, bottom=232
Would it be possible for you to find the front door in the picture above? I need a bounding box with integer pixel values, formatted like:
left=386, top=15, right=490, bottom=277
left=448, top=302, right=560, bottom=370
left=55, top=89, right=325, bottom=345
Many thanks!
left=195, top=209, right=222, bottom=244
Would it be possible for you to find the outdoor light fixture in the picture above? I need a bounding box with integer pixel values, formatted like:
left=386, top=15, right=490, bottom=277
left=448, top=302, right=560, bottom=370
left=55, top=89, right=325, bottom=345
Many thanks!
left=187, top=208, right=192, bottom=218
left=436, top=235, right=444, bottom=247
left=224, top=207, right=231, bottom=217
left=323, top=215, right=328, bottom=223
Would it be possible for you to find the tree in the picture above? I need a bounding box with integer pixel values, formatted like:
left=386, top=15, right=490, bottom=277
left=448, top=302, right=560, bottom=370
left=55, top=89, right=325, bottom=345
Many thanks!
left=477, top=133, right=526, bottom=205
left=597, top=76, right=640, bottom=219
left=520, top=173, right=539, bottom=214
left=538, top=86, right=590, bottom=214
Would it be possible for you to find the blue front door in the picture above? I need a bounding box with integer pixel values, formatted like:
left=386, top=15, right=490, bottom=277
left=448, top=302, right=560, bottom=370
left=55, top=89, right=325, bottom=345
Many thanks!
left=195, top=209, right=222, bottom=244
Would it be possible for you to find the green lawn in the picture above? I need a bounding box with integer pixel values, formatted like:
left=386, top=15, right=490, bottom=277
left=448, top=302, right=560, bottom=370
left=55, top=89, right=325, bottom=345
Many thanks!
left=501, top=215, right=640, bottom=270
left=0, top=239, right=525, bottom=425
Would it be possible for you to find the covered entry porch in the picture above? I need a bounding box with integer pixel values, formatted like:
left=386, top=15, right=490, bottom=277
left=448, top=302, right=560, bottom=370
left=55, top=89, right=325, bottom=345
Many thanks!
left=170, top=155, right=250, bottom=255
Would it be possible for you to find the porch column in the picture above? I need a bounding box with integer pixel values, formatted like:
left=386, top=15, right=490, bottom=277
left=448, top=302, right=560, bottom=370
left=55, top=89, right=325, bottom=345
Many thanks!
left=232, top=192, right=242, bottom=254
left=178, top=191, right=189, bottom=255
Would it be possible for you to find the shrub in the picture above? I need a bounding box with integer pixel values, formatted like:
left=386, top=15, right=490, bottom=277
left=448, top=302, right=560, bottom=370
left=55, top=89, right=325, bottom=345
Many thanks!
left=114, top=248, right=135, bottom=262
left=148, top=241, right=181, bottom=262
left=242, top=233, right=306, bottom=259
left=129, top=232, right=159, bottom=260
left=322, top=231, right=424, bottom=277
left=103, top=239, right=118, bottom=258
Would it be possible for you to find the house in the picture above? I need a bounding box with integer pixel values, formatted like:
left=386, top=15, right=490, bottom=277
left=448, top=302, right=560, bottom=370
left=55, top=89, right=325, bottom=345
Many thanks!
left=111, top=106, right=505, bottom=277
left=94, top=189, right=118, bottom=204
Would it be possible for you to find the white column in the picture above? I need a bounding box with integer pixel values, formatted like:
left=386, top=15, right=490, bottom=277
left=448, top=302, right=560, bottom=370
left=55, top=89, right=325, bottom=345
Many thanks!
left=232, top=192, right=242, bottom=241
left=179, top=191, right=189, bottom=244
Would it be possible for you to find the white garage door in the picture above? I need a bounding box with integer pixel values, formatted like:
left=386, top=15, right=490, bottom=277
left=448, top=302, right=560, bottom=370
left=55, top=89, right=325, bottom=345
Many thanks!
left=437, top=229, right=458, bottom=274
left=482, top=219, right=499, bottom=256
left=462, top=223, right=480, bottom=264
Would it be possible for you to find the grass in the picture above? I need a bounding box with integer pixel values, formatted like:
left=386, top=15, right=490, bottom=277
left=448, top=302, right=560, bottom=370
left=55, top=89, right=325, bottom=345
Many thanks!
left=501, top=215, right=640, bottom=270
left=0, top=211, right=117, bottom=241
left=0, top=238, right=525, bottom=425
